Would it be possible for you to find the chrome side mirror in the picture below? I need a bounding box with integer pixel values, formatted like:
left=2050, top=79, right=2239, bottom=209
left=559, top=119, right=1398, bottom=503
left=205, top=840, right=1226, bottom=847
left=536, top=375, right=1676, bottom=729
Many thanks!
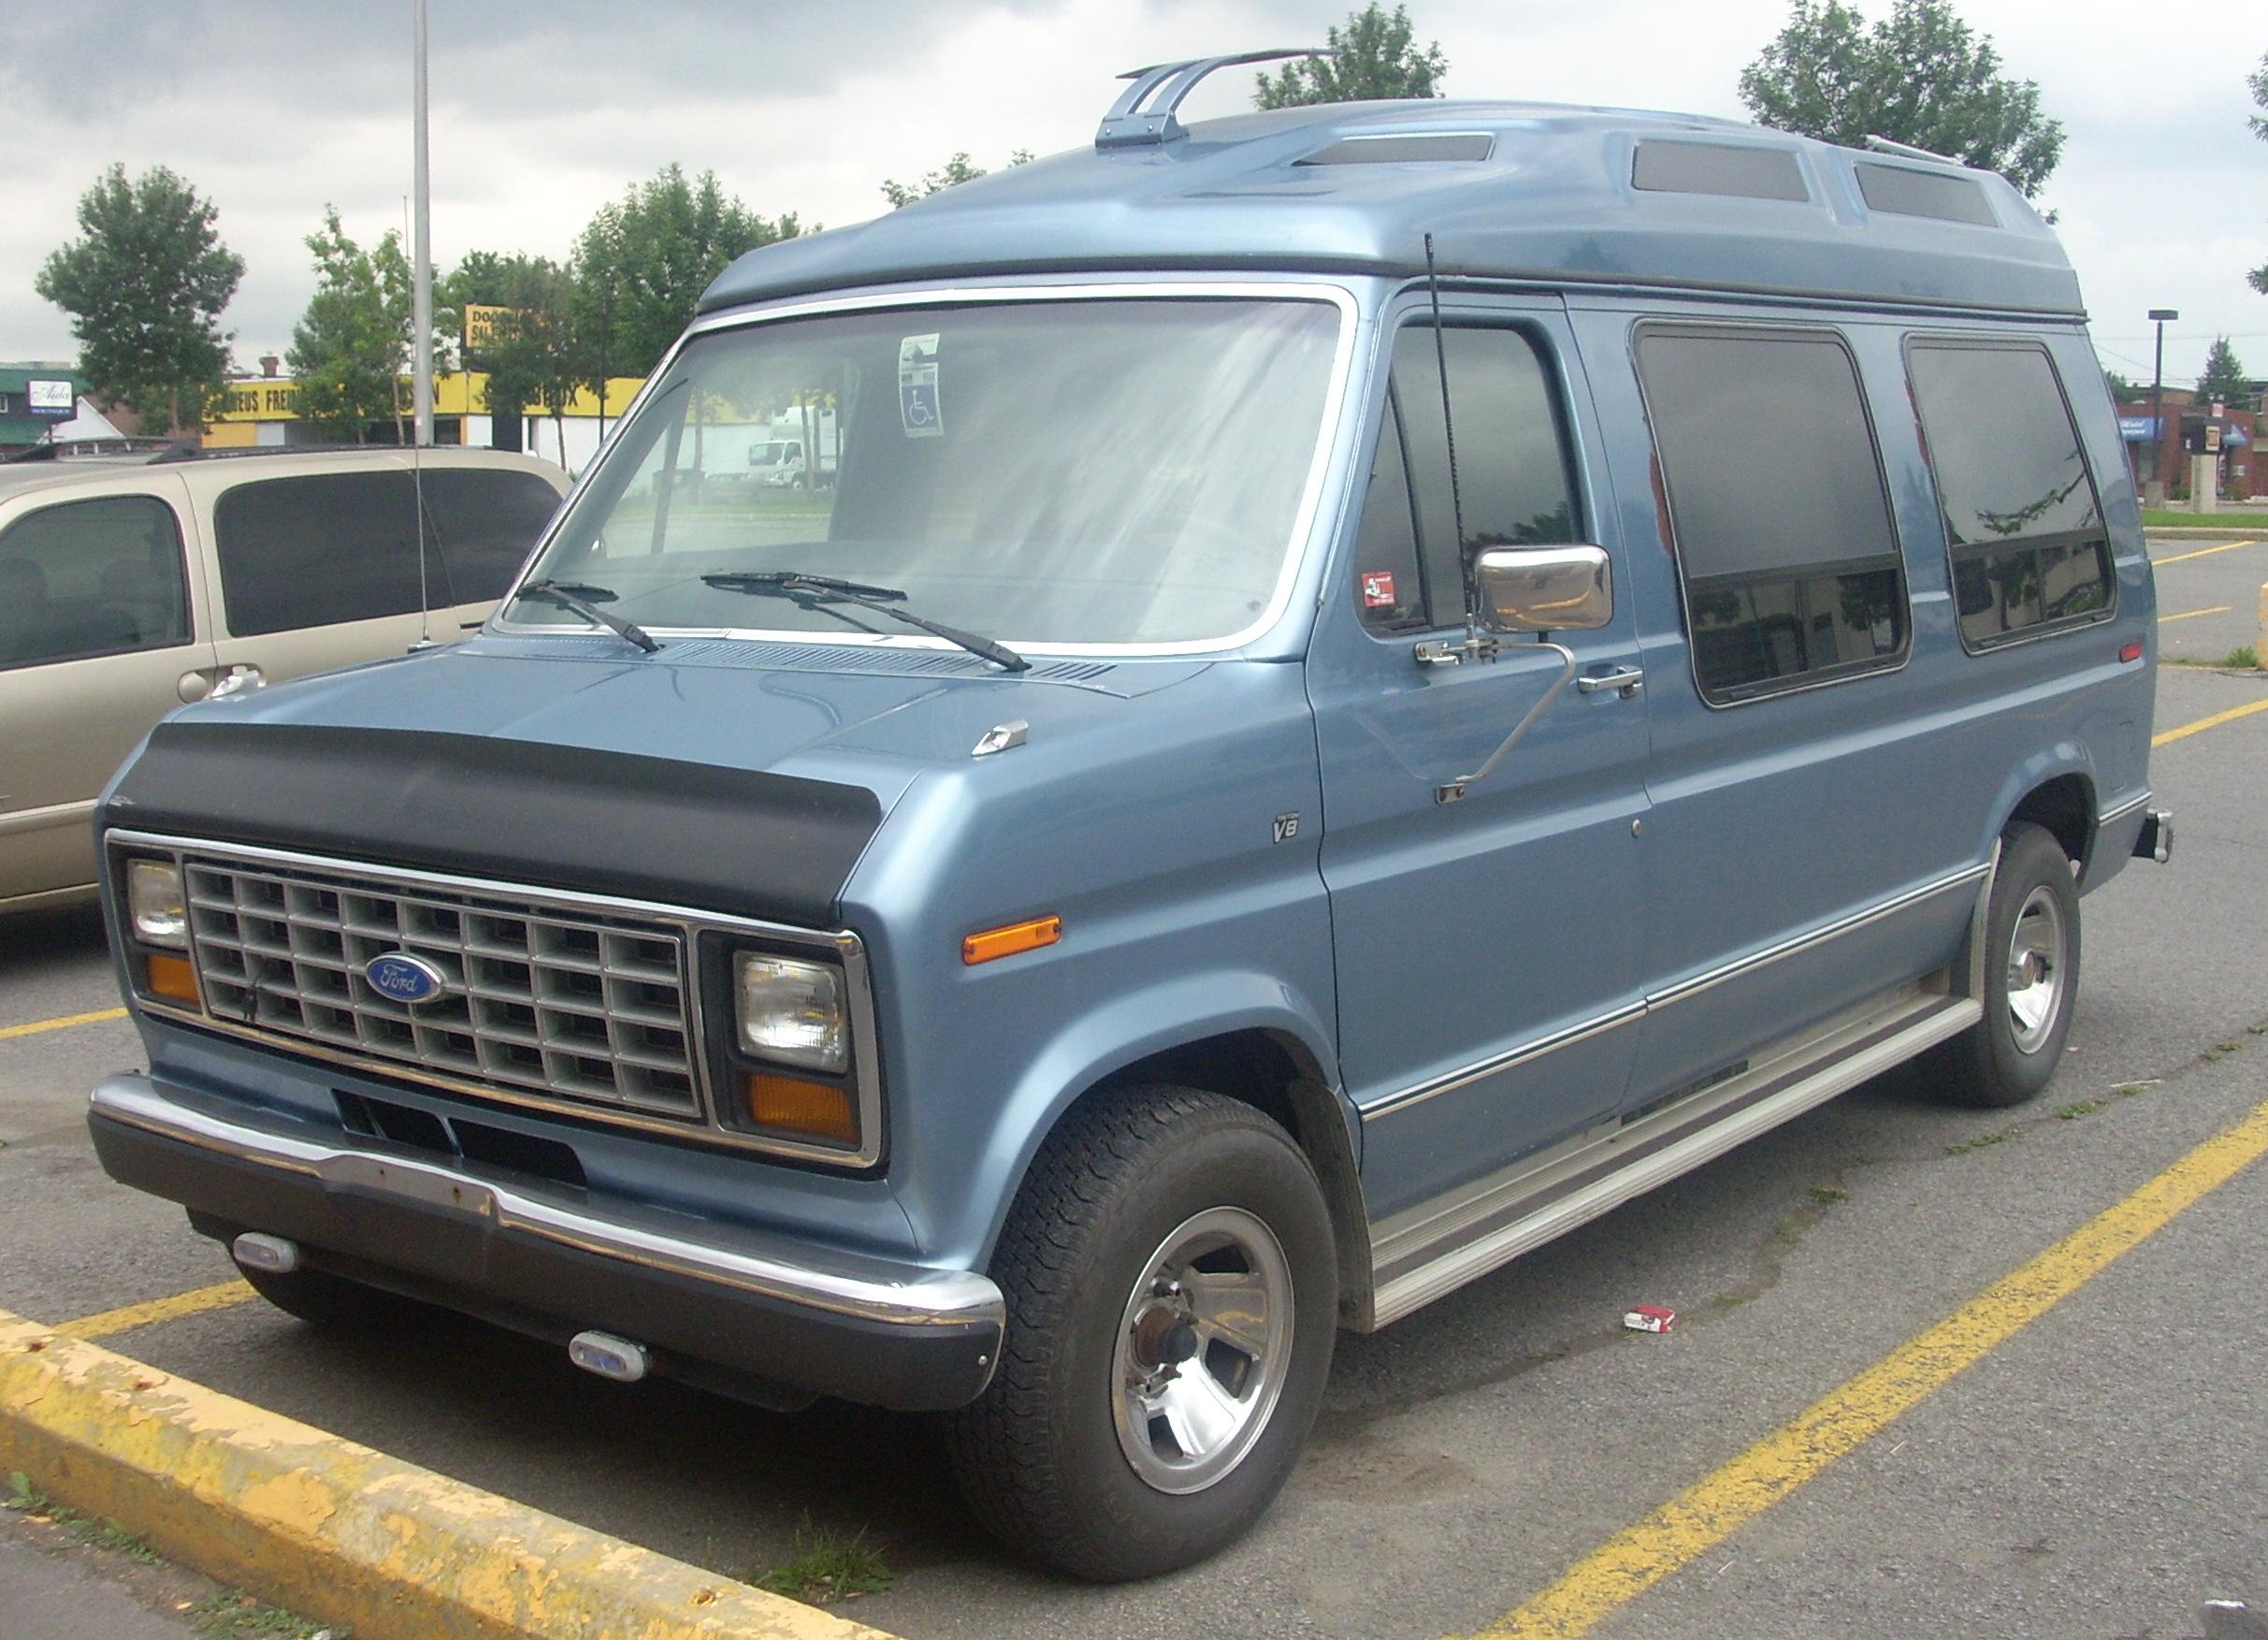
left=1473, top=544, right=1613, bottom=633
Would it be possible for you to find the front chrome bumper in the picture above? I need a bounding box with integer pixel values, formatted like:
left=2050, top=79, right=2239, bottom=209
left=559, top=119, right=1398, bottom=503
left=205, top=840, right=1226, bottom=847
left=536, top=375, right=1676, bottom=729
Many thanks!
left=88, top=1074, right=1004, bottom=1412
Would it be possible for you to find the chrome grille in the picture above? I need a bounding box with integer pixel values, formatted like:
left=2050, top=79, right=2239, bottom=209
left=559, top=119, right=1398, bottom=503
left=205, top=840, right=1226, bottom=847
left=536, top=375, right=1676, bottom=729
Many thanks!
left=182, top=857, right=701, bottom=1119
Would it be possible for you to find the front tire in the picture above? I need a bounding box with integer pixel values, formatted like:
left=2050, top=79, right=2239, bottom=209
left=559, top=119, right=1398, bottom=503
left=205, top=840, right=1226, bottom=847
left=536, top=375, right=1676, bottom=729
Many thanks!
left=1939, top=821, right=2081, bottom=1108
left=945, top=1085, right=1336, bottom=1582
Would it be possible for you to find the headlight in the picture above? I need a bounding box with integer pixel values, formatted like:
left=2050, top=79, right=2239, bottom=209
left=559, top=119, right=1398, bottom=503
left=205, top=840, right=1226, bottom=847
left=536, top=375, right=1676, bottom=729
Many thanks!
left=733, top=952, right=847, bottom=1073
left=127, top=859, right=188, bottom=950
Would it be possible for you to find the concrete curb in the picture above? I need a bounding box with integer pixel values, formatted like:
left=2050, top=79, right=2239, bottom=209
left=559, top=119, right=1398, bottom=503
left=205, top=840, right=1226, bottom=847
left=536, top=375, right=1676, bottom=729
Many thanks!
left=0, top=1310, right=902, bottom=1640
left=2146, top=526, right=2267, bottom=539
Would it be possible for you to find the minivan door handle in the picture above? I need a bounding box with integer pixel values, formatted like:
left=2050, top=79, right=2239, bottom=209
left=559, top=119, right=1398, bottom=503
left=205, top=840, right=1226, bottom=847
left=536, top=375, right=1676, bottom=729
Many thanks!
left=1577, top=665, right=1645, bottom=700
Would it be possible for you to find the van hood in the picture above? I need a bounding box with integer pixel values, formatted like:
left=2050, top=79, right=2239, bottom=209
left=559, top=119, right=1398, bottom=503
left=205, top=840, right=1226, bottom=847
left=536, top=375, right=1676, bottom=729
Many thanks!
left=101, top=641, right=1207, bottom=928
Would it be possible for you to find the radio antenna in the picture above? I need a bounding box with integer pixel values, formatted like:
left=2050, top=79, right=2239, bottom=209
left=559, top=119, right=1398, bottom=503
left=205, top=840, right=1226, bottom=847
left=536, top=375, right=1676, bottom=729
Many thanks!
left=1423, top=233, right=1475, bottom=646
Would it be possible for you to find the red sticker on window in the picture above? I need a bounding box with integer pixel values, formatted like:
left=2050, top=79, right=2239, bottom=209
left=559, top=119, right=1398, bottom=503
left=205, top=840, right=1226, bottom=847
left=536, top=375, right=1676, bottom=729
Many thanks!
left=1361, top=571, right=1398, bottom=609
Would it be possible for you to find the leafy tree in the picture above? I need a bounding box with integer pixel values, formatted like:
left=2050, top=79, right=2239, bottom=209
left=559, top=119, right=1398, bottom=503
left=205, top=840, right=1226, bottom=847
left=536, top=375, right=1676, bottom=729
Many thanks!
left=881, top=150, right=1033, bottom=210
left=2249, top=54, right=2267, bottom=296
left=449, top=252, right=582, bottom=453
left=287, top=207, right=413, bottom=442
left=569, top=165, right=802, bottom=381
left=2196, top=336, right=2250, bottom=407
left=34, top=164, right=244, bottom=434
left=2102, top=368, right=2141, bottom=404
left=1254, top=4, right=1446, bottom=109
left=1738, top=0, right=2064, bottom=197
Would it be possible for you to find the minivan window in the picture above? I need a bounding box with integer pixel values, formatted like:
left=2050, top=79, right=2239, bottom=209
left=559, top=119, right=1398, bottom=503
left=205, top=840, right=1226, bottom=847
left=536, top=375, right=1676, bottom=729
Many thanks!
left=419, top=468, right=562, bottom=602
left=520, top=296, right=1345, bottom=647
left=1355, top=325, right=1582, bottom=631
left=1636, top=324, right=1908, bottom=701
left=0, top=494, right=190, bottom=669
left=1906, top=340, right=2112, bottom=647
left=214, top=472, right=433, bottom=635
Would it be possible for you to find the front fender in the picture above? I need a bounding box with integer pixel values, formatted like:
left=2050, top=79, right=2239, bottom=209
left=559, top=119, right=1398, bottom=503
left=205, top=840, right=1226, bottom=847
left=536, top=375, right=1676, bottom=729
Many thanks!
left=917, top=967, right=1343, bottom=1272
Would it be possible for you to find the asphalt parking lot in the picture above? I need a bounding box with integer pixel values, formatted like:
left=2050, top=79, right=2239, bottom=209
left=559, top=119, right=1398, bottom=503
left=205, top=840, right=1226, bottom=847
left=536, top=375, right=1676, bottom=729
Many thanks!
left=4, top=535, right=2265, bottom=1640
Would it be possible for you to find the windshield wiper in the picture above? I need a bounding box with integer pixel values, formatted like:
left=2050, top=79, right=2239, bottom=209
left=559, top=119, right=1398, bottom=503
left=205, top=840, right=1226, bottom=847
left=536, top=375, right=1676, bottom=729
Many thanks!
left=701, top=571, right=1029, bottom=674
left=513, top=579, right=659, bottom=654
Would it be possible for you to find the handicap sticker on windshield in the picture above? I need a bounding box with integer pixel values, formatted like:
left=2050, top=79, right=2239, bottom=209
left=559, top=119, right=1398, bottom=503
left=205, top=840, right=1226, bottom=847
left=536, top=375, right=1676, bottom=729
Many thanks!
left=899, top=333, right=942, bottom=439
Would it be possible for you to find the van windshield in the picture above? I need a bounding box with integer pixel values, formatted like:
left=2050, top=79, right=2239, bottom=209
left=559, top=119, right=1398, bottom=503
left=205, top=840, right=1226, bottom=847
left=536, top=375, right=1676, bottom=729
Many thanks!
left=513, top=295, right=1345, bottom=648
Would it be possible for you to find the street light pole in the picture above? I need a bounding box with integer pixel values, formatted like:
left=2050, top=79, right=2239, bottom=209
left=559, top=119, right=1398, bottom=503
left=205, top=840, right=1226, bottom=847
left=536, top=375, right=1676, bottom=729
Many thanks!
left=411, top=0, right=434, bottom=447
left=2147, top=307, right=2178, bottom=505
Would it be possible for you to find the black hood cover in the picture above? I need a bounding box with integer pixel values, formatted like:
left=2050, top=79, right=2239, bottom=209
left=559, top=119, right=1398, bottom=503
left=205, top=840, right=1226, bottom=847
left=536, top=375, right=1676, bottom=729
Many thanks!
left=105, top=720, right=885, bottom=929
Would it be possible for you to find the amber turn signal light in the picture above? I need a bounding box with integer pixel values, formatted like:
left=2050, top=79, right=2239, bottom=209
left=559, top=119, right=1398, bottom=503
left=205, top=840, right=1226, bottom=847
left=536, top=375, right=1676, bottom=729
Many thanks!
left=962, top=915, right=1062, bottom=966
left=143, top=951, right=199, bottom=1005
left=746, top=1072, right=859, bottom=1145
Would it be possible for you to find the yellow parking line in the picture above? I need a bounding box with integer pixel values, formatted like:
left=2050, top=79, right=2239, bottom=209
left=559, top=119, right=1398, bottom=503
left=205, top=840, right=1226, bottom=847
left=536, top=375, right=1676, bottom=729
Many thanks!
left=2152, top=538, right=2257, bottom=566
left=1465, top=1094, right=2268, bottom=1640
left=2159, top=605, right=2232, bottom=623
left=0, top=1006, right=127, bottom=1041
left=59, top=1281, right=255, bottom=1341
left=2154, top=697, right=2268, bottom=747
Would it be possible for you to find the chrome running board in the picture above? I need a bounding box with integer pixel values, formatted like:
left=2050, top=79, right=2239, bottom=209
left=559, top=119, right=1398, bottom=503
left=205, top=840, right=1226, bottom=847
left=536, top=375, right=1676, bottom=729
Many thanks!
left=1366, top=984, right=1981, bottom=1328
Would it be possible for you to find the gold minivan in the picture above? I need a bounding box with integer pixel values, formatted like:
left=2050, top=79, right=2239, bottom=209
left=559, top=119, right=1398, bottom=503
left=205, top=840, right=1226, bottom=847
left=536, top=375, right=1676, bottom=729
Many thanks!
left=0, top=446, right=569, bottom=912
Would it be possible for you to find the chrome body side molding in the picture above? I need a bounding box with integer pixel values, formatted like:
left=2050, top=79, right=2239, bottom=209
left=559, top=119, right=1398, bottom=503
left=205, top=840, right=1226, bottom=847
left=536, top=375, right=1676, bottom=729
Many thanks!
left=1365, top=983, right=1981, bottom=1329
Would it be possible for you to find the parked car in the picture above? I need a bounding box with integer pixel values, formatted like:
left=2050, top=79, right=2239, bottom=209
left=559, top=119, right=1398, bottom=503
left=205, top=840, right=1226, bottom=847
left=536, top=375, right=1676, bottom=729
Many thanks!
left=0, top=446, right=567, bottom=911
left=85, top=62, right=2167, bottom=1583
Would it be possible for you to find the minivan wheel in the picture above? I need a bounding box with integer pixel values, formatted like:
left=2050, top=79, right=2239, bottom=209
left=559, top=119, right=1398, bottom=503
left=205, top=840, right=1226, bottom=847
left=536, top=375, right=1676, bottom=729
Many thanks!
left=944, top=1084, right=1336, bottom=1582
left=1938, top=821, right=2081, bottom=1108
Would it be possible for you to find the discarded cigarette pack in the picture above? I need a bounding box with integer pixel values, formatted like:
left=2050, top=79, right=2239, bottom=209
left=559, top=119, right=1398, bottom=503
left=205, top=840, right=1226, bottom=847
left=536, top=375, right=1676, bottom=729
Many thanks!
left=1623, top=1305, right=1677, bottom=1333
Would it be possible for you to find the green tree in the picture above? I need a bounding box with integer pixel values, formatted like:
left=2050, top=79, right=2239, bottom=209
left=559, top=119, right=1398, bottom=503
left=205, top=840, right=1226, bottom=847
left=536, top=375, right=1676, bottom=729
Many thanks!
left=448, top=252, right=582, bottom=453
left=1254, top=4, right=1446, bottom=109
left=880, top=150, right=1033, bottom=209
left=287, top=207, right=413, bottom=443
left=1738, top=1, right=2064, bottom=197
left=2248, top=54, right=2267, bottom=296
left=34, top=164, right=243, bottom=434
left=570, top=165, right=802, bottom=382
left=2196, top=336, right=2250, bottom=406
left=2102, top=368, right=2141, bottom=404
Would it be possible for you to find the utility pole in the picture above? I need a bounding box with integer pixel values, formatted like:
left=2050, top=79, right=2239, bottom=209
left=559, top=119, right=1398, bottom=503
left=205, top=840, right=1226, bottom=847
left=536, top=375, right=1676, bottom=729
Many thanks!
left=412, top=0, right=434, bottom=446
left=2147, top=308, right=2177, bottom=508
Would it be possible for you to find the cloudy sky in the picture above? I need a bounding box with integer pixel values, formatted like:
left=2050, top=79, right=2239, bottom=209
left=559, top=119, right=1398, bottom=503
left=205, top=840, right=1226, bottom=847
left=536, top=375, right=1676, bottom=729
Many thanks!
left=2, top=0, right=2261, bottom=386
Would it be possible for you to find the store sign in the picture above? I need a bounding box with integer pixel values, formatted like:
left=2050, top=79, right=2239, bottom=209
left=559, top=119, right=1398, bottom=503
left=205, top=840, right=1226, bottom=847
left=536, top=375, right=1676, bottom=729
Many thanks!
left=463, top=304, right=523, bottom=349
left=26, top=379, right=75, bottom=418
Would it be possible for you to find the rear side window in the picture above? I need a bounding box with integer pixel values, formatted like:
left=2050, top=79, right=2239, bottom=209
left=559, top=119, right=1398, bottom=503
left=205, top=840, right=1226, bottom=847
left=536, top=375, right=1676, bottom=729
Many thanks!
left=0, top=494, right=191, bottom=670
left=1906, top=341, right=2112, bottom=648
left=1635, top=324, right=1908, bottom=703
left=419, top=468, right=560, bottom=602
left=1354, top=325, right=1582, bottom=631
left=213, top=471, right=438, bottom=635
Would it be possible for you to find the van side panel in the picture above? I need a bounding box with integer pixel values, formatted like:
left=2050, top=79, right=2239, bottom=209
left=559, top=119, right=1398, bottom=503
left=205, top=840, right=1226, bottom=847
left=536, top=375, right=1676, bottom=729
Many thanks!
left=1573, top=300, right=2145, bottom=1113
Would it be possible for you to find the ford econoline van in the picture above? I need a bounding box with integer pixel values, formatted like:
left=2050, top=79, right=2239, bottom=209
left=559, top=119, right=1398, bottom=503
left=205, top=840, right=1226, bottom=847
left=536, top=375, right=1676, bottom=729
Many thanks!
left=86, top=63, right=2168, bottom=1581
left=0, top=446, right=567, bottom=912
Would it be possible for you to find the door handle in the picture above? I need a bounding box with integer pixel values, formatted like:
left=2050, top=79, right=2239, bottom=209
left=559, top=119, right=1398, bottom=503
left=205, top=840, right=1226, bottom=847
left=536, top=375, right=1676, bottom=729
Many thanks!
left=1577, top=665, right=1645, bottom=700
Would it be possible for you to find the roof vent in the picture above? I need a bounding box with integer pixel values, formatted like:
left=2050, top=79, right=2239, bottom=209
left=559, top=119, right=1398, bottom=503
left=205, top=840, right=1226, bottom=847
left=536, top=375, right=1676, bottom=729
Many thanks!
left=1096, top=48, right=1333, bottom=150
left=1298, top=133, right=1495, bottom=166
left=1632, top=141, right=1809, bottom=202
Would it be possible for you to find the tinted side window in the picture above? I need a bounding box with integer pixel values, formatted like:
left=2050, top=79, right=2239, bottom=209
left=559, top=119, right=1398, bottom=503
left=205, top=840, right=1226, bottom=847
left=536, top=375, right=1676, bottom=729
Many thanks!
left=1906, top=341, right=2112, bottom=648
left=0, top=494, right=191, bottom=670
left=1636, top=325, right=1908, bottom=702
left=420, top=469, right=560, bottom=602
left=1356, top=325, right=1581, bottom=631
left=213, top=472, right=439, bottom=635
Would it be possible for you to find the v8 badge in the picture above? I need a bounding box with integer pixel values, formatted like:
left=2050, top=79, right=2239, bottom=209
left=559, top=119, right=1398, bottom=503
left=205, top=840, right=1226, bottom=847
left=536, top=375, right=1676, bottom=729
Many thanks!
left=1273, top=813, right=1301, bottom=844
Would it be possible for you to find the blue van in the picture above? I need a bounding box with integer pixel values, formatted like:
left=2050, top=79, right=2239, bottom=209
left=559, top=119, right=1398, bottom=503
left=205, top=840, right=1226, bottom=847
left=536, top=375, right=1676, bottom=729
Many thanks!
left=89, top=59, right=2170, bottom=1581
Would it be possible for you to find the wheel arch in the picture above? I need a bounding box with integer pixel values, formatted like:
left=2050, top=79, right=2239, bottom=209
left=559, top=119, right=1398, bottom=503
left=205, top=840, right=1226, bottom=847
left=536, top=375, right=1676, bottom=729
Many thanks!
left=961, top=973, right=1372, bottom=1330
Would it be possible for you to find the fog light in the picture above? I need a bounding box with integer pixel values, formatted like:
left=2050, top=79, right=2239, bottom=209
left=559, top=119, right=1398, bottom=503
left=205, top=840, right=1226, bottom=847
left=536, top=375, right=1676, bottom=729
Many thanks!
left=127, top=858, right=187, bottom=949
left=733, top=953, right=847, bottom=1073
left=747, top=1072, right=859, bottom=1145
left=143, top=951, right=199, bottom=1005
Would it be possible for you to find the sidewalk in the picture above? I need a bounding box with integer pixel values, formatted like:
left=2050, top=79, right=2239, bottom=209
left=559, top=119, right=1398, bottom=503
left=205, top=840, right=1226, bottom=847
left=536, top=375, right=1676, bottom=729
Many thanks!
left=0, top=1512, right=198, bottom=1640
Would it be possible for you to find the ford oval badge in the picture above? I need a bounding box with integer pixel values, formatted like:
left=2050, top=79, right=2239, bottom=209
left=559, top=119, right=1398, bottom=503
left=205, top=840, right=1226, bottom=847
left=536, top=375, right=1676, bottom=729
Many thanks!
left=364, top=952, right=447, bottom=1007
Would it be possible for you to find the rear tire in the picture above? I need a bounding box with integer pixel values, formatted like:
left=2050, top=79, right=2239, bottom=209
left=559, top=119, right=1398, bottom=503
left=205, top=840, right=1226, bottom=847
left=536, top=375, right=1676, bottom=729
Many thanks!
left=944, top=1085, right=1336, bottom=1582
left=1939, top=821, right=2081, bottom=1108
